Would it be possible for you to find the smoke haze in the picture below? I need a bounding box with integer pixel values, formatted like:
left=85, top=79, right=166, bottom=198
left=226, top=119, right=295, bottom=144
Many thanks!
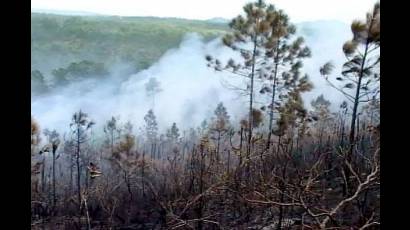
left=31, top=20, right=351, bottom=136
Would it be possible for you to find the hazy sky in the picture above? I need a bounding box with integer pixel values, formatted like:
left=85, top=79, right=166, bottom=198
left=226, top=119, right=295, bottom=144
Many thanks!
left=32, top=0, right=377, bottom=23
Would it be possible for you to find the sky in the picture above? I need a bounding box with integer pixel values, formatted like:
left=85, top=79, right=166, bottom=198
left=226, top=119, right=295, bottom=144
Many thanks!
left=31, top=0, right=378, bottom=23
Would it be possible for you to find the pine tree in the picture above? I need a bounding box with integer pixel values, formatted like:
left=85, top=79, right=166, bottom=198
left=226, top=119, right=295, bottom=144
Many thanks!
left=104, top=116, right=120, bottom=155
left=117, top=121, right=136, bottom=157
left=260, top=7, right=311, bottom=149
left=209, top=102, right=231, bottom=161
left=322, top=2, right=379, bottom=148
left=273, top=78, right=312, bottom=143
left=112, top=122, right=137, bottom=203
left=206, top=0, right=277, bottom=162
left=167, top=122, right=181, bottom=167
left=310, top=95, right=333, bottom=148
left=166, top=122, right=180, bottom=143
left=43, top=129, right=60, bottom=210
left=270, top=84, right=312, bottom=229
left=144, top=109, right=158, bottom=158
left=320, top=2, right=380, bottom=196
left=70, top=110, right=94, bottom=211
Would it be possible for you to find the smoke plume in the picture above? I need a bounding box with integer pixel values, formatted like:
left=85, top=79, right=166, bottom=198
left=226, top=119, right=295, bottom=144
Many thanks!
left=31, top=20, right=351, bottom=136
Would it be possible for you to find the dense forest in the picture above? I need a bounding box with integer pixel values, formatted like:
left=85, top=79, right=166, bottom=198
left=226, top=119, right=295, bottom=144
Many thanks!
left=31, top=13, right=229, bottom=97
left=31, top=0, right=380, bottom=229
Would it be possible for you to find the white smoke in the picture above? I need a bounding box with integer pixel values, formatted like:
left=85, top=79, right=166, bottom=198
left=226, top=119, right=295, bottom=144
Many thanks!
left=299, top=20, right=352, bottom=110
left=31, top=20, right=352, bottom=136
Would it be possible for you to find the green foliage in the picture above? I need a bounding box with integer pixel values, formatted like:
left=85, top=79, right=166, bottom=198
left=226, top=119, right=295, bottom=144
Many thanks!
left=71, top=110, right=95, bottom=129
left=31, top=13, right=228, bottom=74
left=319, top=62, right=334, bottom=76
left=51, top=60, right=109, bottom=85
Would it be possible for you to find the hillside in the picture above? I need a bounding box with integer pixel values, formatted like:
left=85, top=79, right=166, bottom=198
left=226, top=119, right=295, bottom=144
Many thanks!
left=31, top=13, right=228, bottom=75
left=31, top=13, right=350, bottom=98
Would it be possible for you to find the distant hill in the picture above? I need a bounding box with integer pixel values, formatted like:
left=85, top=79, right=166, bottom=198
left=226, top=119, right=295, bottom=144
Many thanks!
left=206, top=17, right=230, bottom=24
left=31, top=8, right=102, bottom=16
left=31, top=13, right=348, bottom=90
left=31, top=13, right=229, bottom=75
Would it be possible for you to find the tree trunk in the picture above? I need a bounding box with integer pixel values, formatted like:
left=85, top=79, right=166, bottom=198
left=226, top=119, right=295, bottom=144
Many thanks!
left=70, top=156, right=73, bottom=196
left=151, top=142, right=155, bottom=160
left=41, top=157, right=46, bottom=193
left=124, top=171, right=133, bottom=201
left=267, top=41, right=280, bottom=150
left=142, top=150, right=145, bottom=197
left=76, top=125, right=82, bottom=212
left=196, top=145, right=206, bottom=230
left=227, top=150, right=231, bottom=175
left=239, top=127, right=243, bottom=166
left=340, top=112, right=346, bottom=146
left=246, top=32, right=258, bottom=179
left=111, top=131, right=114, bottom=155
left=346, top=38, right=370, bottom=197
left=216, top=132, right=221, bottom=163
left=52, top=145, right=57, bottom=211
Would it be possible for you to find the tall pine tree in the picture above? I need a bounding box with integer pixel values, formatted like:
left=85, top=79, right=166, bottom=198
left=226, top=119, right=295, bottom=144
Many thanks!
left=206, top=0, right=277, bottom=172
